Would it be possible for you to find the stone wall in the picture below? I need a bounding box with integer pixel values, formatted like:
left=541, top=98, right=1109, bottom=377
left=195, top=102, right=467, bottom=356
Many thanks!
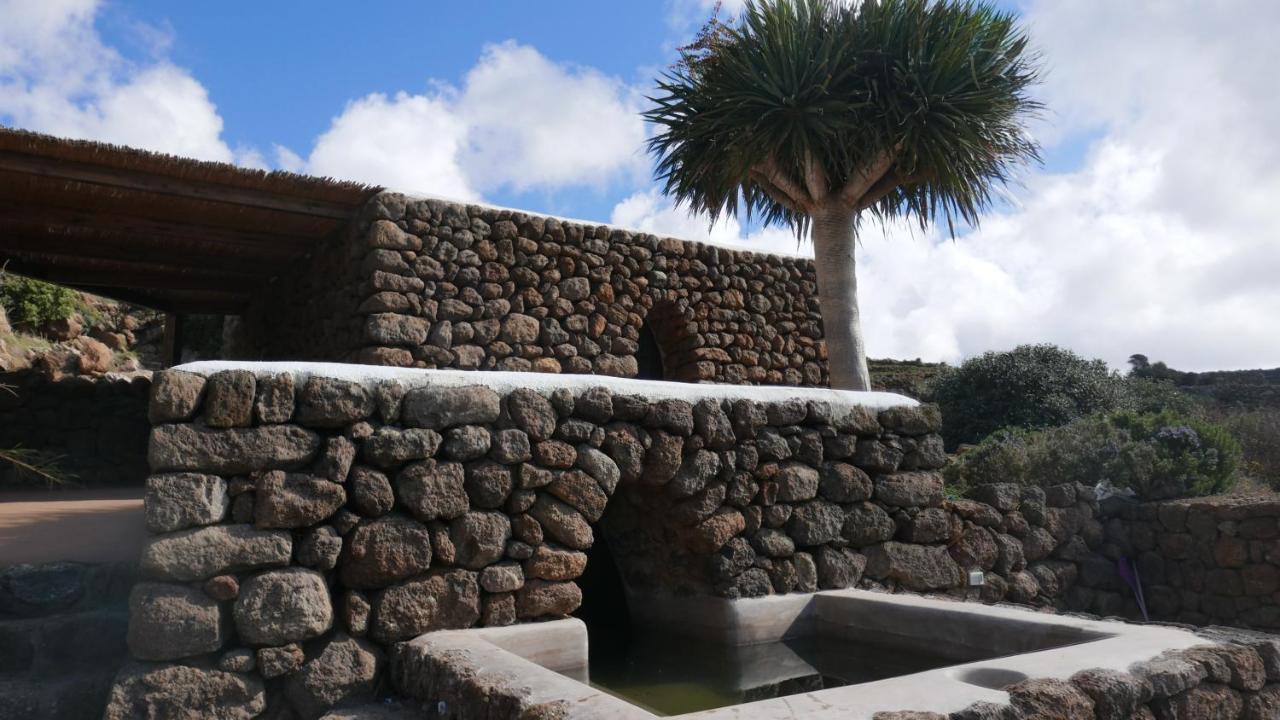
left=108, top=363, right=1126, bottom=718
left=0, top=561, right=135, bottom=720
left=0, top=370, right=151, bottom=486
left=241, top=192, right=830, bottom=386
left=1075, top=495, right=1280, bottom=632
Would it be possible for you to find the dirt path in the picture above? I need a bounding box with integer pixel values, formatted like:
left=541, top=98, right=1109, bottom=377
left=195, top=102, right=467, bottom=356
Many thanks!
left=0, top=487, right=145, bottom=565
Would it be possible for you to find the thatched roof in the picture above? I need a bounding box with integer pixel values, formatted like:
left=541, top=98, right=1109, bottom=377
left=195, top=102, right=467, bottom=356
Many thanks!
left=0, top=127, right=382, bottom=313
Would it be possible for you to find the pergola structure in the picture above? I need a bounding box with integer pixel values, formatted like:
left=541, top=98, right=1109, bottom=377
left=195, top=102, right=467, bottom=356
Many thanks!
left=0, top=127, right=381, bottom=316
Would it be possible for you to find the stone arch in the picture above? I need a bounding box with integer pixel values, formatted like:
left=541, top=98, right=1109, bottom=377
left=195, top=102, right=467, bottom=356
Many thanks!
left=635, top=299, right=701, bottom=382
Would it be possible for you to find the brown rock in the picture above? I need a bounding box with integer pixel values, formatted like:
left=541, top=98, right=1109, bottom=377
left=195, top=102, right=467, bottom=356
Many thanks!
left=516, top=580, right=582, bottom=619
left=525, top=545, right=588, bottom=581
left=371, top=569, right=480, bottom=642
left=338, top=514, right=433, bottom=589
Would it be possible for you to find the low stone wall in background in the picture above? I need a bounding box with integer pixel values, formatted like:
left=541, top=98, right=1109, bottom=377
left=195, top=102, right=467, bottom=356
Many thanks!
left=1077, top=495, right=1280, bottom=632
left=241, top=192, right=831, bottom=386
left=0, top=370, right=150, bottom=486
left=107, top=363, right=1131, bottom=718
left=0, top=561, right=135, bottom=720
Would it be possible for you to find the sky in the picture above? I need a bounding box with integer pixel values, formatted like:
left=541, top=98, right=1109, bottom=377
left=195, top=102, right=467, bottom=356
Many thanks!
left=1, top=0, right=1277, bottom=372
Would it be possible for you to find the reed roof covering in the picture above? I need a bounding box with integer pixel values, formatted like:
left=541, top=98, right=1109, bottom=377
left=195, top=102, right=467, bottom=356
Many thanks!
left=0, top=127, right=382, bottom=313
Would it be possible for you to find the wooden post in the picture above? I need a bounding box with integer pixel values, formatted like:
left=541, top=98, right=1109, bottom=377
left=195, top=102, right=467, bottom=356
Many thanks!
left=162, top=313, right=183, bottom=368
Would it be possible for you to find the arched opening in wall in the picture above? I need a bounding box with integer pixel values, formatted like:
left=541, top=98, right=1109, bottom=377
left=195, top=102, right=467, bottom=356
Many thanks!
left=635, top=323, right=665, bottom=381
left=572, top=535, right=634, bottom=674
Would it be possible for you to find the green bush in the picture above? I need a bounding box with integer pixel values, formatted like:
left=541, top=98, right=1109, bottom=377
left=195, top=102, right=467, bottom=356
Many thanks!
left=0, top=273, right=82, bottom=329
left=945, top=410, right=1239, bottom=500
left=934, top=344, right=1130, bottom=448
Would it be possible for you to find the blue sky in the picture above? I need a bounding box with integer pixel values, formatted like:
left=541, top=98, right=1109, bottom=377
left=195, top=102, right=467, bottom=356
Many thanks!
left=2, top=0, right=1277, bottom=371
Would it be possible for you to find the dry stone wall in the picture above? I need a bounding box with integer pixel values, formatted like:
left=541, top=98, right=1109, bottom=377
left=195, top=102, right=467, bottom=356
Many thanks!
left=0, top=370, right=150, bottom=486
left=241, top=192, right=830, bottom=386
left=1077, top=495, right=1280, bottom=632
left=109, top=363, right=1127, bottom=718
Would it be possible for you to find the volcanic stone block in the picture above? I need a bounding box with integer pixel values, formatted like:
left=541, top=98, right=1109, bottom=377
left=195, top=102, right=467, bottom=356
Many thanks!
left=864, top=542, right=964, bottom=591
left=234, top=568, right=333, bottom=646
left=149, top=370, right=207, bottom=423
left=396, top=460, right=469, bottom=521
left=285, top=633, right=383, bottom=719
left=402, top=385, right=501, bottom=428
left=516, top=580, right=582, bottom=619
left=103, top=663, right=265, bottom=720
left=140, top=525, right=292, bottom=582
left=295, top=377, right=375, bottom=427
left=874, top=471, right=944, bottom=508
left=255, top=471, right=346, bottom=529
left=127, top=582, right=225, bottom=661
left=254, top=372, right=295, bottom=424
left=528, top=495, right=593, bottom=550
left=358, top=428, right=439, bottom=470
left=203, top=370, right=255, bottom=428
left=775, top=462, right=820, bottom=502
left=144, top=473, right=229, bottom=534
left=149, top=423, right=321, bottom=475
left=339, top=514, right=433, bottom=589
left=372, top=570, right=480, bottom=642
left=449, top=511, right=512, bottom=569
left=818, top=462, right=872, bottom=503
left=348, top=467, right=394, bottom=517
left=787, top=500, right=845, bottom=545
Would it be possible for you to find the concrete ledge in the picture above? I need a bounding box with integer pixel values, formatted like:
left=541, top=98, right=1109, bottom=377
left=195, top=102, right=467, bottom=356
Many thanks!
left=395, top=591, right=1209, bottom=719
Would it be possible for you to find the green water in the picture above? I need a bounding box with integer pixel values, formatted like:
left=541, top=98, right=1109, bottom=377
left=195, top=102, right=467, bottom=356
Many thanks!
left=578, top=632, right=966, bottom=716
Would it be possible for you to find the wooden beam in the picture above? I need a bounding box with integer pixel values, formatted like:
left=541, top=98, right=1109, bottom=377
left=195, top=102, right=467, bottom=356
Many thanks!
left=0, top=150, right=359, bottom=220
left=0, top=233, right=296, bottom=275
left=0, top=252, right=264, bottom=292
left=0, top=200, right=317, bottom=253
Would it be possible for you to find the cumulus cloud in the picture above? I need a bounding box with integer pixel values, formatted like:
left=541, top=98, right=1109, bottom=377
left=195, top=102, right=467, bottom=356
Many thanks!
left=638, top=0, right=1280, bottom=371
left=298, top=42, right=647, bottom=199
left=0, top=0, right=245, bottom=163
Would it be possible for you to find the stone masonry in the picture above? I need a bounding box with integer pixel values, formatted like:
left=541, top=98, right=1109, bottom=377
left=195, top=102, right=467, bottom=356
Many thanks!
left=240, top=192, right=830, bottom=386
left=107, top=364, right=1131, bottom=718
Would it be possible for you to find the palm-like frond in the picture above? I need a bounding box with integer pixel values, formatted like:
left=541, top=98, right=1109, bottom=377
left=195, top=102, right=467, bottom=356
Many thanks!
left=645, top=0, right=1043, bottom=237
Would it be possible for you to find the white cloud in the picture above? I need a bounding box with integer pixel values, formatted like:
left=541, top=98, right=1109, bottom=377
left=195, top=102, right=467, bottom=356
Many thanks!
left=635, top=0, right=1280, bottom=372
left=610, top=189, right=803, bottom=257
left=0, top=0, right=241, bottom=163
left=296, top=42, right=647, bottom=199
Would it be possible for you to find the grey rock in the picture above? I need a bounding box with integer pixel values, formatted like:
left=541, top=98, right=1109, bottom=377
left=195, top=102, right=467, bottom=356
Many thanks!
left=970, top=483, right=1022, bottom=512
left=575, top=445, right=621, bottom=494
left=149, top=423, right=321, bottom=475
left=149, top=370, right=207, bottom=423
left=775, top=462, right=820, bottom=502
left=574, top=387, right=614, bottom=423
left=234, top=568, right=332, bottom=646
left=465, top=461, right=514, bottom=508
left=140, top=524, right=292, bottom=582
left=203, top=370, right=255, bottom=428
left=103, top=662, right=265, bottom=720
left=750, top=528, right=795, bottom=558
left=254, top=372, right=295, bottom=424
left=257, top=643, right=304, bottom=678
left=296, top=376, right=375, bottom=428
left=372, top=570, right=480, bottom=642
left=874, top=471, right=944, bottom=507
left=854, top=439, right=903, bottom=473
left=506, top=388, right=557, bottom=440
left=449, top=511, right=512, bottom=569
left=312, top=436, right=356, bottom=483
left=818, top=462, right=872, bottom=503
left=402, top=385, right=501, bottom=428
left=693, top=399, right=736, bottom=449
left=127, top=582, right=224, bottom=661
left=815, top=546, right=866, bottom=589
left=361, top=427, right=442, bottom=469
left=787, top=500, right=845, bottom=545
left=864, top=542, right=964, bottom=591
left=396, top=460, right=469, bottom=521
left=902, top=507, right=952, bottom=543
left=299, top=526, right=343, bottom=570
left=479, top=562, right=525, bottom=593
left=646, top=399, right=694, bottom=435
left=339, top=514, right=433, bottom=589
left=443, top=425, right=491, bottom=461
left=286, top=633, right=383, bottom=720
left=669, top=449, right=721, bottom=499
left=144, top=473, right=229, bottom=534
left=490, top=429, right=532, bottom=464
left=218, top=648, right=256, bottom=673
left=255, top=471, right=346, bottom=529
left=349, top=466, right=394, bottom=517
left=529, top=495, right=593, bottom=550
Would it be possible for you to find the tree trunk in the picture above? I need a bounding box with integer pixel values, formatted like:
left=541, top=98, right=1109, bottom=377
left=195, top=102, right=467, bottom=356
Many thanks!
left=810, top=204, right=871, bottom=391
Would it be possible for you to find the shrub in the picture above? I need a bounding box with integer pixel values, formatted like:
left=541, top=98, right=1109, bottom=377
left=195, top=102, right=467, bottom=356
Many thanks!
left=0, top=272, right=82, bottom=329
left=946, top=410, right=1239, bottom=500
left=1204, top=409, right=1280, bottom=491
left=934, top=344, right=1130, bottom=448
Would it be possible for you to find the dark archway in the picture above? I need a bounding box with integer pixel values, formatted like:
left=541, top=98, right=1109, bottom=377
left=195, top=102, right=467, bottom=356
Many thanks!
left=634, top=323, right=665, bottom=381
